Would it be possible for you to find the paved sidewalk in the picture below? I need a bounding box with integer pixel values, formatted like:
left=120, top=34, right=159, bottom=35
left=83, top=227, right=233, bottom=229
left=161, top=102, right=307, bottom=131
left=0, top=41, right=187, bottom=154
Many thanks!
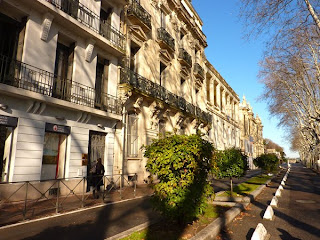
left=216, top=163, right=320, bottom=240
left=0, top=170, right=265, bottom=240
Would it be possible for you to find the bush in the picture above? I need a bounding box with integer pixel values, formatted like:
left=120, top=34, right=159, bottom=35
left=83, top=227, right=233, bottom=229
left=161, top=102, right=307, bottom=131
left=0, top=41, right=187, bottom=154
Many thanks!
left=254, top=153, right=279, bottom=173
left=212, top=148, right=248, bottom=193
left=144, top=133, right=214, bottom=223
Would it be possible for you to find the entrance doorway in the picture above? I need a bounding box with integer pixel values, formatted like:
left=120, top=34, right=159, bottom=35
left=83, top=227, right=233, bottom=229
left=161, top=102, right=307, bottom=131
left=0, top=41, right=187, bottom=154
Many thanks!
left=88, top=131, right=106, bottom=174
left=0, top=126, right=13, bottom=182
left=41, top=132, right=67, bottom=180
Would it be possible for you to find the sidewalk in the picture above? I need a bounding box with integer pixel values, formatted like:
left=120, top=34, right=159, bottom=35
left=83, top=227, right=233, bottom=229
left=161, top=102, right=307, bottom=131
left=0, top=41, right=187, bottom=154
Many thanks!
left=215, top=163, right=320, bottom=240
left=0, top=169, right=265, bottom=240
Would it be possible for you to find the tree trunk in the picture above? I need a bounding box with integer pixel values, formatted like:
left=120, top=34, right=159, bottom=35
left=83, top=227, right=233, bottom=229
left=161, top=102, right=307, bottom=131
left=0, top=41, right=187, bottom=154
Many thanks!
left=230, top=177, right=233, bottom=195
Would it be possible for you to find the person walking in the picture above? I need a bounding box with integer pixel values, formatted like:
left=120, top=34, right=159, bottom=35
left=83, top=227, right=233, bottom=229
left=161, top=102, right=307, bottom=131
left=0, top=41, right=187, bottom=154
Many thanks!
left=93, top=157, right=105, bottom=199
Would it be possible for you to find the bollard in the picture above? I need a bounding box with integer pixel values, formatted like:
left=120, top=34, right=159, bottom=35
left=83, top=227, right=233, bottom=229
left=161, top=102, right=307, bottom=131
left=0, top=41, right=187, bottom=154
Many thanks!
left=251, top=223, right=269, bottom=240
left=270, top=196, right=278, bottom=207
left=263, top=206, right=274, bottom=220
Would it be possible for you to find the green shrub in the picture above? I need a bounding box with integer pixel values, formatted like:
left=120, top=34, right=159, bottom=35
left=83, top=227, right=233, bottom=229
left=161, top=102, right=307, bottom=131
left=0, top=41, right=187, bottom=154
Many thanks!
left=144, top=133, right=214, bottom=223
left=254, top=153, right=279, bottom=173
left=212, top=148, right=248, bottom=194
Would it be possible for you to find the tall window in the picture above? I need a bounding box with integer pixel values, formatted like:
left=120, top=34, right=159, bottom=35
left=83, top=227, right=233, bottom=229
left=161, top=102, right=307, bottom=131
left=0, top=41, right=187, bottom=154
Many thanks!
left=206, top=77, right=211, bottom=102
left=130, top=44, right=140, bottom=71
left=159, top=120, right=166, bottom=138
left=220, top=87, right=224, bottom=111
left=53, top=41, right=75, bottom=100
left=160, top=62, right=167, bottom=86
left=95, top=58, right=109, bottom=108
left=127, top=113, right=139, bottom=157
left=180, top=77, right=185, bottom=96
left=213, top=81, right=218, bottom=107
left=161, top=10, right=166, bottom=28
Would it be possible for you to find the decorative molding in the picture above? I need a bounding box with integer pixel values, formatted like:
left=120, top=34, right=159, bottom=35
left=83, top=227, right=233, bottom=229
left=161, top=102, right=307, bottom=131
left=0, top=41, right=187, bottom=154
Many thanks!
left=77, top=112, right=91, bottom=123
left=159, top=49, right=172, bottom=66
left=129, top=25, right=148, bottom=45
left=85, top=39, right=95, bottom=62
left=174, top=112, right=185, bottom=128
left=133, top=97, right=143, bottom=112
left=149, top=101, right=164, bottom=130
left=40, top=13, right=54, bottom=41
left=151, top=0, right=159, bottom=9
left=180, top=66, right=190, bottom=78
left=27, top=101, right=46, bottom=114
left=162, top=109, right=171, bottom=119
left=159, top=0, right=170, bottom=14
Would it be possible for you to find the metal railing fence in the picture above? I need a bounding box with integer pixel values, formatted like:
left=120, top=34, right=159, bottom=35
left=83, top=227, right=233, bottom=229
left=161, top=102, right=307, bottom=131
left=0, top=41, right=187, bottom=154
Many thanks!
left=120, top=67, right=212, bottom=124
left=0, top=174, right=137, bottom=225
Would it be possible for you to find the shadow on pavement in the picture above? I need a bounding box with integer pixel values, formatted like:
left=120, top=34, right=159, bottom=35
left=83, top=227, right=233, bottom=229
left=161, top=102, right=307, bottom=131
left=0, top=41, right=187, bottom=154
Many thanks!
left=23, top=197, right=156, bottom=240
left=277, top=228, right=301, bottom=240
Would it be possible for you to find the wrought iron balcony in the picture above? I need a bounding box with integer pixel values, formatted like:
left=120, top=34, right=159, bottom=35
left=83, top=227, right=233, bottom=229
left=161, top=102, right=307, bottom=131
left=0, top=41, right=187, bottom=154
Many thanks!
left=47, top=0, right=125, bottom=52
left=157, top=27, right=175, bottom=51
left=120, top=68, right=212, bottom=124
left=178, top=48, right=192, bottom=67
left=0, top=54, right=121, bottom=115
left=194, top=63, right=205, bottom=79
left=127, top=0, right=152, bottom=30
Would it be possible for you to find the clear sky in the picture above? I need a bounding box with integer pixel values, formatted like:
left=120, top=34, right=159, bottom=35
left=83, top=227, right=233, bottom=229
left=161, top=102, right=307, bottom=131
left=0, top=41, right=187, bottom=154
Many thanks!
left=192, top=0, right=299, bottom=158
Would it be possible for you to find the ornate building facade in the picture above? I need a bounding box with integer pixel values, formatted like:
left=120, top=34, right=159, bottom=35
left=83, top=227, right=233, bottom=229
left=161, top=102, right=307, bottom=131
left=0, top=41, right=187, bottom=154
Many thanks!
left=115, top=0, right=241, bottom=182
left=0, top=0, right=262, bottom=186
left=239, top=96, right=264, bottom=169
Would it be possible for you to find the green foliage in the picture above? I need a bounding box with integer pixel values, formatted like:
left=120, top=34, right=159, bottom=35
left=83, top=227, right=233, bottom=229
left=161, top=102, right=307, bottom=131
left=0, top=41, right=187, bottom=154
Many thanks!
left=254, top=153, right=279, bottom=173
left=212, top=148, right=248, bottom=179
left=144, top=133, right=214, bottom=223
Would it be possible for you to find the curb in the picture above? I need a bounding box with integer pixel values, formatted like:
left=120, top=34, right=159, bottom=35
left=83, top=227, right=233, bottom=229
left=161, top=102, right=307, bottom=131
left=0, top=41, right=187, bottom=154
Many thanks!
left=189, top=202, right=249, bottom=240
left=104, top=176, right=274, bottom=240
left=191, top=179, right=272, bottom=240
left=105, top=218, right=160, bottom=240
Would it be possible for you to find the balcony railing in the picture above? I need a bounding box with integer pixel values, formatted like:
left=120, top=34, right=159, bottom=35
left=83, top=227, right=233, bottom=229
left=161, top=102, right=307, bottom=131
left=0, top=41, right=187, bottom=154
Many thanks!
left=0, top=54, right=121, bottom=115
left=194, top=63, right=205, bottom=79
left=47, top=0, right=125, bottom=51
left=127, top=0, right=152, bottom=30
left=157, top=27, right=175, bottom=51
left=178, top=48, right=192, bottom=67
left=120, top=68, right=212, bottom=123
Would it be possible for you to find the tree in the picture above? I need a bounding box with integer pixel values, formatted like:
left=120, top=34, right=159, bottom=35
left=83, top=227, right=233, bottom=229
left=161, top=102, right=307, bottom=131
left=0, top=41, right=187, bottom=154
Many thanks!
left=254, top=153, right=280, bottom=173
left=240, top=0, right=320, bottom=167
left=144, top=133, right=214, bottom=223
left=212, top=148, right=248, bottom=195
left=240, top=0, right=320, bottom=39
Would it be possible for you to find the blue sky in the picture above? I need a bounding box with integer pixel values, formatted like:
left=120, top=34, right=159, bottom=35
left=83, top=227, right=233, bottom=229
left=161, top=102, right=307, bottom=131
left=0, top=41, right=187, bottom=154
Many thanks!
left=192, top=0, right=299, bottom=158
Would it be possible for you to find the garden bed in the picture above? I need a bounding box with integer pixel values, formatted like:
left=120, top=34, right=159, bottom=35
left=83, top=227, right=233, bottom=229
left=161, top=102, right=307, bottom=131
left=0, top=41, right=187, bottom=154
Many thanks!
left=120, top=204, right=230, bottom=240
left=218, top=175, right=271, bottom=197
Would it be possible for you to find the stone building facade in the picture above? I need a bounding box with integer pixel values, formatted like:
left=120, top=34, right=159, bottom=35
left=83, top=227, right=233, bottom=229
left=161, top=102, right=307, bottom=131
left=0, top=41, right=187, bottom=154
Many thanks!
left=0, top=0, right=262, bottom=186
left=0, top=0, right=125, bottom=183
left=116, top=0, right=241, bottom=183
left=239, top=96, right=264, bottom=169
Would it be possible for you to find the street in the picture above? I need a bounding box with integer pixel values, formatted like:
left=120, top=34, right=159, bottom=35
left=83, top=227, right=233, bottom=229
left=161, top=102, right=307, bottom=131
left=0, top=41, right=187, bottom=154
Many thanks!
left=216, top=163, right=320, bottom=240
